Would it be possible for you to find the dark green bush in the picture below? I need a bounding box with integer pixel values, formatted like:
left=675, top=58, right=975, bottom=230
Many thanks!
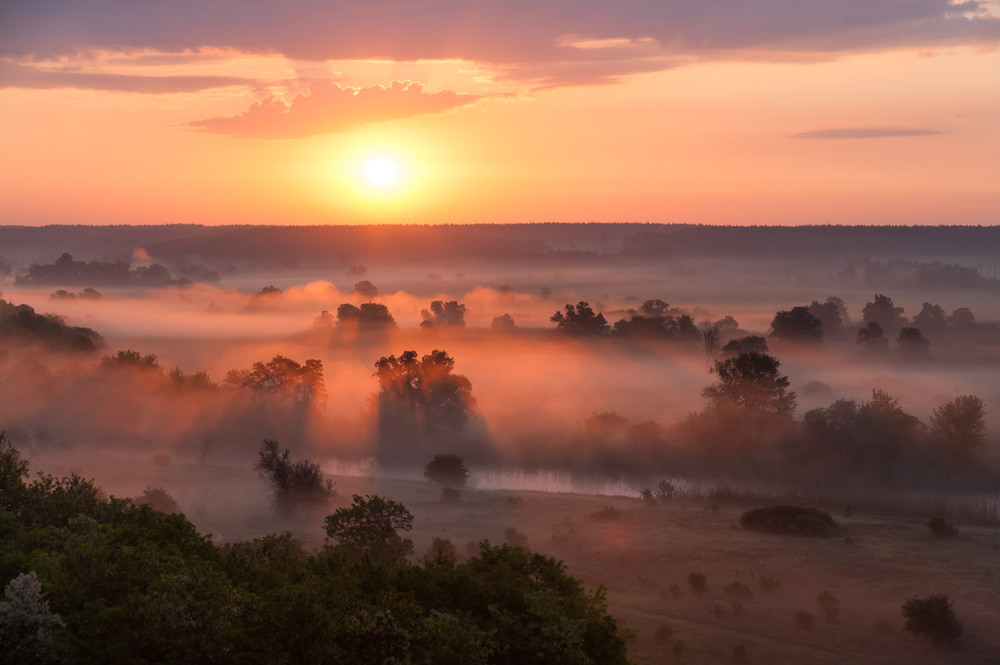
left=902, top=594, right=963, bottom=646
left=688, top=572, right=707, bottom=595
left=927, top=517, right=958, bottom=538
left=739, top=505, right=839, bottom=537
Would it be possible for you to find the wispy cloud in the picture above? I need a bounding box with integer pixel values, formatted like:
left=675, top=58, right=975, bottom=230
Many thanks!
left=0, top=60, right=250, bottom=93
left=190, top=80, right=480, bottom=139
left=790, top=127, right=945, bottom=139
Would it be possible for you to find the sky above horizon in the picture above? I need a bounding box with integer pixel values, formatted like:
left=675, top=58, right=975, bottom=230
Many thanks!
left=2, top=1, right=999, bottom=226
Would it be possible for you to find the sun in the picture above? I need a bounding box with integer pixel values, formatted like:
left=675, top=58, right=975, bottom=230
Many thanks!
left=364, top=158, right=399, bottom=188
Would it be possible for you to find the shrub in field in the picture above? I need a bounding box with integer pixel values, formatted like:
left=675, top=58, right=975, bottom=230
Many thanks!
left=901, top=594, right=963, bottom=646
left=739, top=505, right=838, bottom=537
left=423, top=454, right=469, bottom=488
left=688, top=572, right=708, bottom=595
left=590, top=506, right=622, bottom=520
left=255, top=439, right=336, bottom=511
left=655, top=480, right=677, bottom=500
left=927, top=517, right=958, bottom=538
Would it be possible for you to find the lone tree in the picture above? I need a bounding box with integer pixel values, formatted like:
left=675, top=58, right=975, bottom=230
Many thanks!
left=703, top=352, right=796, bottom=419
left=929, top=395, right=986, bottom=458
left=254, top=439, right=336, bottom=512
left=902, top=594, right=963, bottom=647
left=424, top=454, right=469, bottom=488
left=323, top=494, right=414, bottom=560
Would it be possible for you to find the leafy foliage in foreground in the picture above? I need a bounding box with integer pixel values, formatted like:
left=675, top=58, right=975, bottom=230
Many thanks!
left=0, top=435, right=633, bottom=664
left=739, top=505, right=839, bottom=537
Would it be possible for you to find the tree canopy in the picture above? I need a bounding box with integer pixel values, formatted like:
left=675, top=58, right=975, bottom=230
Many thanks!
left=702, top=352, right=796, bottom=419
left=0, top=438, right=634, bottom=664
left=551, top=302, right=610, bottom=337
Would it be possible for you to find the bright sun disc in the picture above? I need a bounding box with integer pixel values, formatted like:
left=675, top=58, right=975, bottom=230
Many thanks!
left=364, top=158, right=398, bottom=188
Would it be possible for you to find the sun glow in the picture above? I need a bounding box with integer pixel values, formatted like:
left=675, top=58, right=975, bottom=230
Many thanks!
left=364, top=158, right=399, bottom=188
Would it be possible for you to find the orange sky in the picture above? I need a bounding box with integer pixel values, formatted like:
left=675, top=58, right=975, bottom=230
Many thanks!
left=1, top=1, right=999, bottom=226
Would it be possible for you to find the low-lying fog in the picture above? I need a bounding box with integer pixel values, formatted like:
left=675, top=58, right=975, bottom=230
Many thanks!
left=2, top=253, right=1000, bottom=524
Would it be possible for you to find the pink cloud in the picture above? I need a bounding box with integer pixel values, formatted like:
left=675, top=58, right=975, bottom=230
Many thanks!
left=3, top=1, right=998, bottom=90
left=191, top=79, right=480, bottom=138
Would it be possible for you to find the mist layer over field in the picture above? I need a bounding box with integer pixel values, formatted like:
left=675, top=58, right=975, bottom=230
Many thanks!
left=3, top=234, right=1000, bottom=508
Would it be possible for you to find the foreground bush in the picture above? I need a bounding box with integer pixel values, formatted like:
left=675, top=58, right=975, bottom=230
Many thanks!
left=0, top=436, right=635, bottom=664
left=739, top=505, right=839, bottom=537
left=902, top=594, right=963, bottom=647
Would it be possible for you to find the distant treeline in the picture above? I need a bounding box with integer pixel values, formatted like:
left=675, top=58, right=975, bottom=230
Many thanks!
left=13, top=253, right=218, bottom=287
left=4, top=224, right=1000, bottom=267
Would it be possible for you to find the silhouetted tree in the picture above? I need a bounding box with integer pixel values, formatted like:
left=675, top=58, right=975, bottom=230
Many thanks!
left=101, top=349, right=160, bottom=371
left=897, top=326, right=930, bottom=358
left=552, top=301, right=610, bottom=336
left=491, top=313, right=516, bottom=329
left=722, top=335, right=768, bottom=356
left=862, top=294, right=907, bottom=336
left=311, top=309, right=336, bottom=330
left=323, top=494, right=413, bottom=560
left=254, top=439, right=336, bottom=512
left=703, top=352, right=796, bottom=418
left=420, top=300, right=466, bottom=327
left=856, top=322, right=889, bottom=354
left=424, top=454, right=469, bottom=488
left=374, top=350, right=475, bottom=432
left=639, top=299, right=669, bottom=317
left=770, top=306, right=823, bottom=342
left=372, top=350, right=483, bottom=464
left=913, top=302, right=947, bottom=334
left=929, top=395, right=986, bottom=458
left=0, top=299, right=104, bottom=352
left=714, top=315, right=740, bottom=336
left=699, top=321, right=722, bottom=365
left=225, top=355, right=327, bottom=412
left=336, top=302, right=396, bottom=329
left=352, top=280, right=378, bottom=299
left=948, top=307, right=976, bottom=332
left=808, top=297, right=849, bottom=337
